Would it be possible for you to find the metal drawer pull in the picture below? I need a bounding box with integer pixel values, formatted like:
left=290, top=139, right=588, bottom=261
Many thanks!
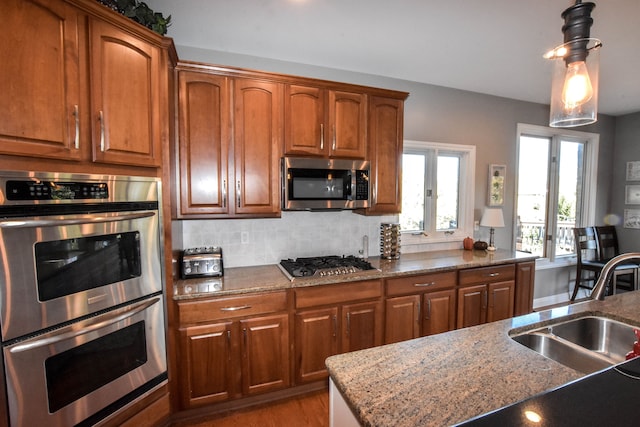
left=320, top=123, right=324, bottom=150
left=220, top=305, right=251, bottom=311
left=414, top=282, right=436, bottom=287
left=488, top=273, right=500, bottom=277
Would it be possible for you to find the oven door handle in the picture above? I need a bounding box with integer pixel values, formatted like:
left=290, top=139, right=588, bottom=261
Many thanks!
left=8, top=297, right=160, bottom=353
left=0, top=211, right=155, bottom=228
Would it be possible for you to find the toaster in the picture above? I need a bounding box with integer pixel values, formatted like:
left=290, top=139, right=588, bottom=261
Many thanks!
left=181, top=247, right=224, bottom=279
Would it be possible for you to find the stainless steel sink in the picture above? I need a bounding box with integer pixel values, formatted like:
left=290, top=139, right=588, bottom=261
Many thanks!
left=510, top=316, right=639, bottom=374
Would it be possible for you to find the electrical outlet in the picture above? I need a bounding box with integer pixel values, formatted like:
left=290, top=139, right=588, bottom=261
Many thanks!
left=241, top=231, right=249, bottom=244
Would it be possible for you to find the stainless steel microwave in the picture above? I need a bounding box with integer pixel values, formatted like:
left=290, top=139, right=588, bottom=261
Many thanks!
left=281, top=157, right=370, bottom=210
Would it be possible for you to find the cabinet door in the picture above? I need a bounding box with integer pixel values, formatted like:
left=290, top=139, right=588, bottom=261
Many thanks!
left=177, top=71, right=231, bottom=216
left=89, top=18, right=162, bottom=167
left=385, top=295, right=420, bottom=344
left=341, top=300, right=383, bottom=353
left=295, top=307, right=338, bottom=383
left=457, top=284, right=487, bottom=329
left=240, top=313, right=290, bottom=395
left=366, top=96, right=404, bottom=214
left=328, top=91, right=367, bottom=158
left=0, top=0, right=81, bottom=160
left=423, top=289, right=456, bottom=336
left=284, top=85, right=326, bottom=156
left=515, top=261, right=535, bottom=316
left=233, top=79, right=282, bottom=215
left=178, top=321, right=236, bottom=408
left=487, top=281, right=515, bottom=323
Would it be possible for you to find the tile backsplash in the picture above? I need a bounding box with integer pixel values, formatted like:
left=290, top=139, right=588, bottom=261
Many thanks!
left=180, top=211, right=397, bottom=268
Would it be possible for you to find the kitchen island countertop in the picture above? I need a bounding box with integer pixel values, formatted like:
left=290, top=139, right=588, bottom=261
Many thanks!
left=173, top=249, right=537, bottom=299
left=325, top=291, right=640, bottom=426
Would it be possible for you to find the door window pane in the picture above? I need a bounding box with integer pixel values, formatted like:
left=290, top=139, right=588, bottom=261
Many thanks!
left=555, top=140, right=584, bottom=255
left=516, top=136, right=550, bottom=257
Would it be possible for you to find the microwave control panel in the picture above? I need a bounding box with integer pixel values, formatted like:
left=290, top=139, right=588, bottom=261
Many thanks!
left=354, top=170, right=369, bottom=201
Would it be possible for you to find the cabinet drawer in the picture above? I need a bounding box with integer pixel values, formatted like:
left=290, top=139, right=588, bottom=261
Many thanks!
left=459, top=264, right=515, bottom=286
left=295, top=280, right=382, bottom=309
left=178, top=291, right=288, bottom=324
left=386, top=271, right=456, bottom=296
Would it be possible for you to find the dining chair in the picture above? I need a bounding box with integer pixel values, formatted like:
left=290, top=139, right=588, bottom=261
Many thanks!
left=594, top=225, right=639, bottom=293
left=571, top=227, right=605, bottom=301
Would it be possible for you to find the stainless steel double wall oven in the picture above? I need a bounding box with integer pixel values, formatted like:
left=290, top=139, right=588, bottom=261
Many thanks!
left=0, top=171, right=167, bottom=427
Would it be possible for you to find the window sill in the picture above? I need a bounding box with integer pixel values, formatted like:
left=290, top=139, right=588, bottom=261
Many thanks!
left=534, top=256, right=577, bottom=271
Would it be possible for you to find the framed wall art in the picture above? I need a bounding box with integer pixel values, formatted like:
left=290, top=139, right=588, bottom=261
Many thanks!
left=626, top=161, right=640, bottom=181
left=624, top=209, right=640, bottom=229
left=625, top=185, right=640, bottom=205
left=488, top=164, right=506, bottom=206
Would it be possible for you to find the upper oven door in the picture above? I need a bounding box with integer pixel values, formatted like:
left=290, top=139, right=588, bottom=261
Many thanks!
left=0, top=210, right=161, bottom=341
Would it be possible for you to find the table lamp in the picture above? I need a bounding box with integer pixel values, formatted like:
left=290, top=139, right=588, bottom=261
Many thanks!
left=480, top=208, right=505, bottom=251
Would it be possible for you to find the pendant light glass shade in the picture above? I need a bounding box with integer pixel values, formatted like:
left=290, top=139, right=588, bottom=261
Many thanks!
left=548, top=38, right=601, bottom=128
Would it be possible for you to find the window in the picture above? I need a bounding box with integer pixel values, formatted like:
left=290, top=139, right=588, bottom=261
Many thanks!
left=515, top=124, right=599, bottom=261
left=400, top=141, right=475, bottom=244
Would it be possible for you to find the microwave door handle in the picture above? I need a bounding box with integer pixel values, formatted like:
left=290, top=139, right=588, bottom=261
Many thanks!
left=0, top=211, right=155, bottom=229
left=8, top=297, right=159, bottom=353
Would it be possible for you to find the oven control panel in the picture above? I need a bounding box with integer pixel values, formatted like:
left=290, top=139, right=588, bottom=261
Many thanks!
left=6, top=180, right=108, bottom=201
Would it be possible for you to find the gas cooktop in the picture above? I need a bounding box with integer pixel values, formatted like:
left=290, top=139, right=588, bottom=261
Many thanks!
left=279, top=255, right=376, bottom=281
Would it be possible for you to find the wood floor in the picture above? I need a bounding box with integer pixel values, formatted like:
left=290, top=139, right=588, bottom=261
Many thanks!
left=173, top=390, right=329, bottom=427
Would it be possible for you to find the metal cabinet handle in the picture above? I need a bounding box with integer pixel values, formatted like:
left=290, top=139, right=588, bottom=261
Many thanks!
left=320, top=123, right=324, bottom=150
left=414, top=282, right=436, bottom=287
left=488, top=273, right=500, bottom=277
left=332, top=314, right=337, bottom=338
left=483, top=290, right=488, bottom=310
left=222, top=180, right=227, bottom=208
left=236, top=180, right=241, bottom=208
left=226, top=329, right=232, bottom=361
left=99, top=110, right=105, bottom=152
left=332, top=125, right=336, bottom=151
left=73, top=105, right=80, bottom=149
left=220, top=305, right=251, bottom=311
left=346, top=312, right=351, bottom=337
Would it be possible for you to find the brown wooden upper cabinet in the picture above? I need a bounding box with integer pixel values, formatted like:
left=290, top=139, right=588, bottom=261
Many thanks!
left=175, top=66, right=282, bottom=218
left=284, top=85, right=367, bottom=159
left=360, top=96, right=405, bottom=214
left=1, top=0, right=168, bottom=168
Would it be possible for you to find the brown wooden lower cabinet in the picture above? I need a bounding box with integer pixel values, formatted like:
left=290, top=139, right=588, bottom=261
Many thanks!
left=178, top=313, right=290, bottom=408
left=176, top=292, right=290, bottom=409
left=294, top=280, right=383, bottom=384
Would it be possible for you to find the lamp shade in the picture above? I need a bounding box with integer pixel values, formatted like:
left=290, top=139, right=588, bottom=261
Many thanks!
left=480, top=208, right=505, bottom=228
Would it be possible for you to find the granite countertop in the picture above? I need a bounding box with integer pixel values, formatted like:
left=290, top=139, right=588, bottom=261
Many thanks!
left=325, top=291, right=640, bottom=427
left=173, top=249, right=537, bottom=300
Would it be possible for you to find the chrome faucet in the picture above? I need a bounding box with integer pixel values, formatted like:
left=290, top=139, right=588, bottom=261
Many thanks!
left=590, top=252, right=640, bottom=300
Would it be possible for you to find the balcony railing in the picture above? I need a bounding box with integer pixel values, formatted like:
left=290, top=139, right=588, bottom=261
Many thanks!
left=516, top=220, right=576, bottom=256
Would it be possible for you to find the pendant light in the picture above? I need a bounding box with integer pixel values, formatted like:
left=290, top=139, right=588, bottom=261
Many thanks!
left=545, top=1, right=602, bottom=128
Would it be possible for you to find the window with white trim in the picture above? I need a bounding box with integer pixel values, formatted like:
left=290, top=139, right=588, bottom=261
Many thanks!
left=515, top=123, right=599, bottom=261
left=400, top=141, right=475, bottom=244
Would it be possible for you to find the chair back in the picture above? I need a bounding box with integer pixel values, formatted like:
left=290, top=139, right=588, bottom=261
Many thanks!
left=573, top=227, right=599, bottom=263
left=595, top=226, right=620, bottom=261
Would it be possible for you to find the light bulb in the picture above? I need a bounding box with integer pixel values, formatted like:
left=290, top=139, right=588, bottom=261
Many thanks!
left=561, top=61, right=593, bottom=109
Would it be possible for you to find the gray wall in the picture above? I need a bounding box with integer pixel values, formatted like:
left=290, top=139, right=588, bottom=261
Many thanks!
left=612, top=112, right=640, bottom=252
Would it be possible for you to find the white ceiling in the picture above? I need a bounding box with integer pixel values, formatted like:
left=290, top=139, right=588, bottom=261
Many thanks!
left=146, top=0, right=640, bottom=116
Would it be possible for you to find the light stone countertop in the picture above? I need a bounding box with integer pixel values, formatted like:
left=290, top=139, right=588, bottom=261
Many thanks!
left=325, top=291, right=640, bottom=427
left=173, top=249, right=537, bottom=299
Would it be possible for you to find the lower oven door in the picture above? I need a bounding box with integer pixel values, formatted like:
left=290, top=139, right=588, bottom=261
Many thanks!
left=2, top=295, right=167, bottom=427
